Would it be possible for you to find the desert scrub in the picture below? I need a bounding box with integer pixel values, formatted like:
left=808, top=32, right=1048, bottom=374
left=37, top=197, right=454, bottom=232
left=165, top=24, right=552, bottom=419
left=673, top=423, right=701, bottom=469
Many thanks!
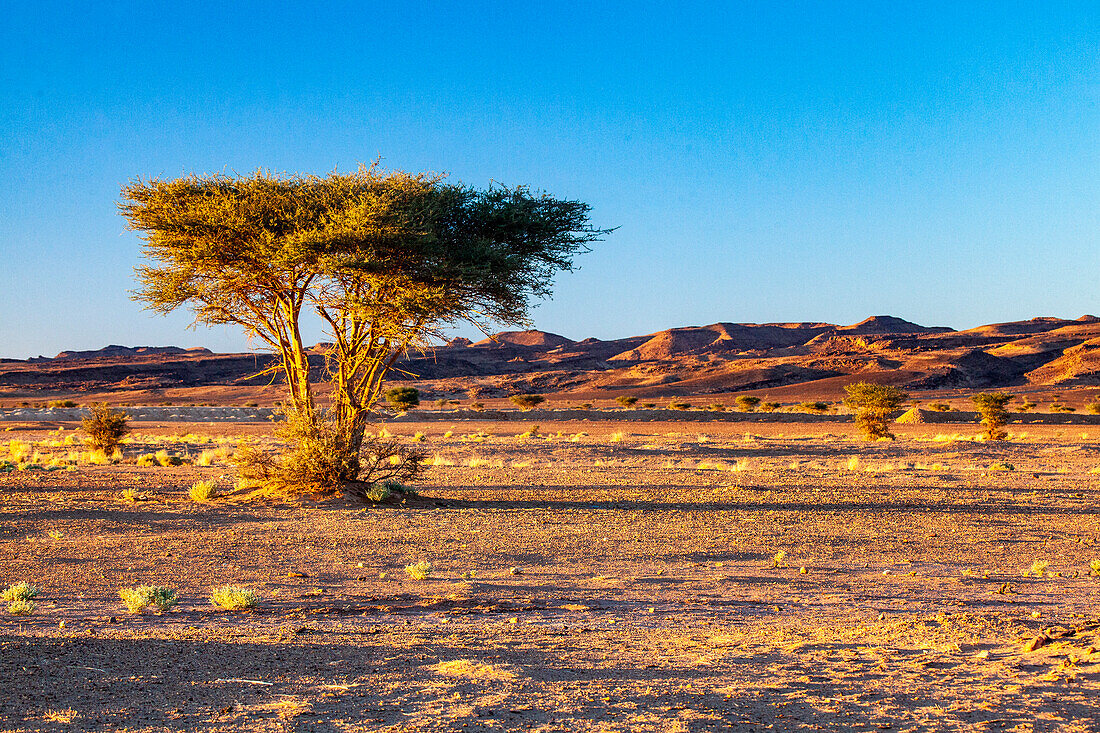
left=384, top=386, right=420, bottom=413
left=971, top=392, right=1013, bottom=440
left=615, top=395, right=638, bottom=408
left=155, top=449, right=184, bottom=467
left=668, top=401, right=692, bottom=411
left=7, top=599, right=35, bottom=615
left=2, top=582, right=38, bottom=603
left=1089, top=559, right=1100, bottom=577
left=210, top=586, right=258, bottom=610
left=119, top=585, right=178, bottom=613
left=510, top=394, right=545, bottom=410
left=735, top=395, right=762, bottom=412
left=81, top=402, right=130, bottom=454
left=405, top=561, right=433, bottom=580
left=189, top=480, right=218, bottom=502
left=844, top=382, right=908, bottom=440
left=798, top=401, right=830, bottom=414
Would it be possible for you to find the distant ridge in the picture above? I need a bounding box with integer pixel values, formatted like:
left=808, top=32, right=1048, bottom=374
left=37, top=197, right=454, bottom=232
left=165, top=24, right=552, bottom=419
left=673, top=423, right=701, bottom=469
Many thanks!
left=7, top=316, right=1100, bottom=397
left=49, top=345, right=213, bottom=361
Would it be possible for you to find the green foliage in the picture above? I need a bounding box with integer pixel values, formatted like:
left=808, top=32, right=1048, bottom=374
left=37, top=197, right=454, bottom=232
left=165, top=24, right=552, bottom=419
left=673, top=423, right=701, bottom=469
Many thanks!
left=210, top=586, right=258, bottom=610
left=119, top=585, right=178, bottom=613
left=927, top=402, right=951, bottom=412
left=970, top=392, right=1013, bottom=440
left=735, top=396, right=761, bottom=412
left=1085, top=402, right=1100, bottom=415
left=81, top=403, right=130, bottom=454
left=384, top=387, right=420, bottom=413
left=2, top=582, right=38, bottom=603
left=668, top=401, right=692, bottom=411
left=7, top=599, right=35, bottom=615
left=843, top=382, right=909, bottom=440
left=798, top=401, right=830, bottom=414
left=615, top=395, right=639, bottom=409
left=758, top=401, right=781, bottom=412
left=189, top=480, right=218, bottom=502
left=510, top=394, right=545, bottom=410
left=405, top=561, right=433, bottom=580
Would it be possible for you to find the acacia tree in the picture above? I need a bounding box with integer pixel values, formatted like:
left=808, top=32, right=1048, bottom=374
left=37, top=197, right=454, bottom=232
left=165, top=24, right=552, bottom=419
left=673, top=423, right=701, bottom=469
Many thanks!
left=971, top=392, right=1013, bottom=440
left=122, top=167, right=608, bottom=497
left=843, top=381, right=909, bottom=440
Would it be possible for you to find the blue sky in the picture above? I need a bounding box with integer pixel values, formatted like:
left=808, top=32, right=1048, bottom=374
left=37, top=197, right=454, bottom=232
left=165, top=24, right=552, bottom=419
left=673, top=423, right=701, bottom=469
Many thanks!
left=2, top=2, right=1099, bottom=359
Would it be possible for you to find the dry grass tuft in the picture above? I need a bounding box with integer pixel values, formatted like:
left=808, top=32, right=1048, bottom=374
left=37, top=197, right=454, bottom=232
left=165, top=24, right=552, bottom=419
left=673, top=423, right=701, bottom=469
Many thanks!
left=432, top=659, right=517, bottom=681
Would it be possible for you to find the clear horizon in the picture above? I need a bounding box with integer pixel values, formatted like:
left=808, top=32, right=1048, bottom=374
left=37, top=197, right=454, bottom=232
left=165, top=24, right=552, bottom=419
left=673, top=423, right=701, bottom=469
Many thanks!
left=3, top=2, right=1099, bottom=360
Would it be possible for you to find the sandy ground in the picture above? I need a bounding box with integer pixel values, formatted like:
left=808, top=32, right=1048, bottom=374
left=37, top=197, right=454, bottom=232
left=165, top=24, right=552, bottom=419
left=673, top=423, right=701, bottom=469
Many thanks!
left=1, top=419, right=1099, bottom=732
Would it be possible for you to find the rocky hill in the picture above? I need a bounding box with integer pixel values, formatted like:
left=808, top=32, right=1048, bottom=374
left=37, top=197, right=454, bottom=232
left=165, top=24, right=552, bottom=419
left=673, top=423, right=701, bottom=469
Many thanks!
left=4, top=316, right=1100, bottom=401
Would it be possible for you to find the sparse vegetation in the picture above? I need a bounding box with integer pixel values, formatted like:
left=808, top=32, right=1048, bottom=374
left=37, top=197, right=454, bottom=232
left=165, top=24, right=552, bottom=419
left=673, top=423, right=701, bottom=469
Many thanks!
left=615, top=395, right=639, bottom=409
left=81, top=403, right=130, bottom=454
left=927, top=402, right=951, bottom=412
left=1085, top=402, right=1100, bottom=415
left=210, top=586, right=258, bottom=610
left=758, top=401, right=781, bottom=412
left=385, top=387, right=420, bottom=413
left=405, top=561, right=433, bottom=580
left=798, top=401, right=830, bottom=414
left=189, top=479, right=218, bottom=502
left=7, top=599, right=35, bottom=616
left=735, top=396, right=761, bottom=412
left=668, top=401, right=691, bottom=411
left=971, top=392, right=1013, bottom=440
left=510, top=394, right=546, bottom=410
left=2, top=582, right=38, bottom=603
left=843, top=382, right=908, bottom=440
left=119, top=585, right=178, bottom=613
left=47, top=400, right=77, bottom=408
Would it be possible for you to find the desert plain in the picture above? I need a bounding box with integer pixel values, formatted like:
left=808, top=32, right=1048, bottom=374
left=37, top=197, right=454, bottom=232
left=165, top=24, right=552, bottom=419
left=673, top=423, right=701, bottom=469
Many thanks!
left=2, top=409, right=1099, bottom=732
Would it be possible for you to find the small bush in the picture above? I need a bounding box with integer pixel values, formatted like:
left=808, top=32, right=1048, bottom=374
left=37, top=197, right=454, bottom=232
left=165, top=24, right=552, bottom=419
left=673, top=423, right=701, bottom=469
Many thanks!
left=384, top=387, right=420, bottom=412
left=971, top=392, right=1013, bottom=440
left=798, top=401, right=830, bottom=415
left=119, top=585, right=178, bottom=613
left=189, top=480, right=218, bottom=502
left=155, top=449, right=184, bottom=467
left=1050, top=403, right=1076, bottom=413
left=510, top=394, right=546, bottom=410
left=47, top=400, right=77, bottom=408
left=405, top=561, right=433, bottom=580
left=844, top=382, right=908, bottom=440
left=2, top=582, right=38, bottom=603
left=8, top=600, right=35, bottom=615
left=668, top=401, right=691, bottom=411
left=1089, top=559, right=1100, bottom=577
left=1085, top=402, right=1100, bottom=415
left=758, top=401, right=781, bottom=412
left=615, top=396, right=639, bottom=409
left=210, top=586, right=258, bottom=610
left=927, top=402, right=951, bottom=412
left=136, top=453, right=157, bottom=467
left=1016, top=400, right=1037, bottom=413
left=735, top=396, right=762, bottom=412
left=81, top=403, right=130, bottom=454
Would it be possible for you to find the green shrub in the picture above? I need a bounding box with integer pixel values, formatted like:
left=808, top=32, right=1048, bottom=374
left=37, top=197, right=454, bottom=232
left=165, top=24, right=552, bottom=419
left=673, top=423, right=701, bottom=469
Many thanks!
left=1050, top=403, right=1076, bottom=413
left=2, top=582, right=38, bottom=603
left=510, top=394, right=545, bottom=410
left=210, top=586, right=258, bottom=610
left=81, top=403, right=130, bottom=454
left=927, top=402, right=951, bottom=412
left=119, top=585, right=178, bottom=613
left=1016, top=400, right=1036, bottom=413
left=735, top=396, right=761, bottom=412
left=7, top=600, right=35, bottom=615
left=615, top=395, right=639, bottom=409
left=843, top=382, right=908, bottom=440
left=798, top=401, right=830, bottom=415
left=668, top=401, right=691, bottom=411
left=47, top=400, right=77, bottom=408
left=384, top=387, right=420, bottom=412
left=971, top=392, right=1013, bottom=440
left=405, top=561, right=433, bottom=580
left=758, top=401, right=781, bottom=412
left=1085, top=402, right=1100, bottom=415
